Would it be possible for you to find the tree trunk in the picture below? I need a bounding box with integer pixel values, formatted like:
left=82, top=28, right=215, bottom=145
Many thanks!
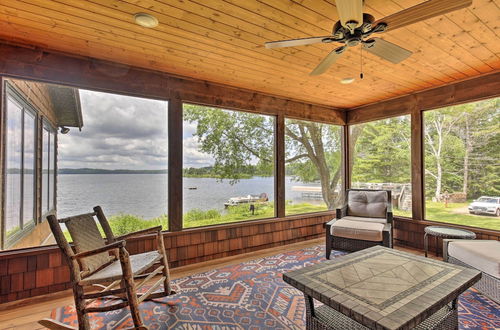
left=435, top=161, right=442, bottom=201
left=462, top=115, right=471, bottom=196
left=348, top=125, right=365, bottom=186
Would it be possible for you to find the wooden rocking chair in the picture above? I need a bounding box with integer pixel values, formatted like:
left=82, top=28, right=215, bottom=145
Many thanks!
left=39, top=206, right=174, bottom=330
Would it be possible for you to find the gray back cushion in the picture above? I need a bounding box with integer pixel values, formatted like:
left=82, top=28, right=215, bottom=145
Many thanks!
left=347, top=190, right=388, bottom=218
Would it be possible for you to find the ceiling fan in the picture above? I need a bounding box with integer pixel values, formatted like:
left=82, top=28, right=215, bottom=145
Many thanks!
left=264, top=0, right=472, bottom=76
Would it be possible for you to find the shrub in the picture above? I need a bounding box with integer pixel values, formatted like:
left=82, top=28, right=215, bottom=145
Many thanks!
left=108, top=214, right=146, bottom=236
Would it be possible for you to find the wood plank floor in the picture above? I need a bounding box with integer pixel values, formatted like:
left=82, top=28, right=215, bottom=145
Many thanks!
left=0, top=239, right=433, bottom=330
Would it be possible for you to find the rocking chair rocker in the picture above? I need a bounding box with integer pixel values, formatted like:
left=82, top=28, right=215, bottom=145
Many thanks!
left=39, top=206, right=174, bottom=330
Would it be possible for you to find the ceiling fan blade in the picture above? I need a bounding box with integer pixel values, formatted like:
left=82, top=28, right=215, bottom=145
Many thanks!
left=335, top=0, right=364, bottom=30
left=309, top=47, right=346, bottom=76
left=363, top=38, right=412, bottom=64
left=265, top=36, right=331, bottom=49
left=375, top=0, right=472, bottom=31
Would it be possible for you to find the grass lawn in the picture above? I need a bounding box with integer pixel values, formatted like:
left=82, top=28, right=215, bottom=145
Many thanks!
left=64, top=200, right=499, bottom=241
left=424, top=201, right=500, bottom=231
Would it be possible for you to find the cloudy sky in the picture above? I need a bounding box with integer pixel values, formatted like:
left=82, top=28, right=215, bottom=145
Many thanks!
left=58, top=90, right=214, bottom=170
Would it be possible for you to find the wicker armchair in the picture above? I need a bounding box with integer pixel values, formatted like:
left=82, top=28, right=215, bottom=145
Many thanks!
left=444, top=239, right=499, bottom=304
left=39, top=206, right=174, bottom=330
left=326, top=189, right=393, bottom=258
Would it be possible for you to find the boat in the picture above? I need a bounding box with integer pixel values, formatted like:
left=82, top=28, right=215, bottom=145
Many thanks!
left=224, top=193, right=268, bottom=207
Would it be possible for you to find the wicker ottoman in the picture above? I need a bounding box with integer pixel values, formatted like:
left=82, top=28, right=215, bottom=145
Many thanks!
left=443, top=239, right=500, bottom=304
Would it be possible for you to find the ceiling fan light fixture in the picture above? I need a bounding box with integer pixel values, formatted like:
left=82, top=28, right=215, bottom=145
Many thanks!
left=340, top=77, right=355, bottom=84
left=134, top=13, right=159, bottom=28
left=335, top=0, right=363, bottom=31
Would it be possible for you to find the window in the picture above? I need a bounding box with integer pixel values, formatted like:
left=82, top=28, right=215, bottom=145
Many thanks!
left=57, top=90, right=169, bottom=236
left=285, top=119, right=342, bottom=215
left=23, top=111, right=36, bottom=225
left=424, top=98, right=499, bottom=230
left=183, top=104, right=275, bottom=228
left=4, top=88, right=37, bottom=242
left=350, top=116, right=412, bottom=217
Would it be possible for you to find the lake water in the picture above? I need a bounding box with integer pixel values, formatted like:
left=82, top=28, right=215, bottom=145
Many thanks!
left=57, top=174, right=324, bottom=219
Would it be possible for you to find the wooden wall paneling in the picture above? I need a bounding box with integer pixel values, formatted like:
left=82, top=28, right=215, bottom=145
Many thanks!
left=410, top=97, right=424, bottom=220
left=0, top=0, right=434, bottom=107
left=168, top=98, right=183, bottom=232
left=0, top=42, right=345, bottom=125
left=7, top=79, right=57, bottom=124
left=347, top=71, right=500, bottom=124
left=1, top=0, right=498, bottom=108
left=275, top=114, right=285, bottom=218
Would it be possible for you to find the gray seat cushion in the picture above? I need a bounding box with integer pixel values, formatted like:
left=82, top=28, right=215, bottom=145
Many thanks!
left=347, top=190, right=388, bottom=218
left=331, top=219, right=384, bottom=242
left=448, top=240, right=500, bottom=278
left=342, top=215, right=387, bottom=224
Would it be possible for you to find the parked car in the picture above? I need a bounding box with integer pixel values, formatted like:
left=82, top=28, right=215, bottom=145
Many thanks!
left=468, top=196, right=500, bottom=216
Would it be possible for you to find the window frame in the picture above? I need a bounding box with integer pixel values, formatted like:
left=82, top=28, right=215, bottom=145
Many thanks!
left=283, top=117, right=344, bottom=217
left=41, top=119, right=57, bottom=219
left=2, top=81, right=39, bottom=249
left=421, top=99, right=500, bottom=229
left=347, top=115, right=413, bottom=219
left=181, top=102, right=278, bottom=228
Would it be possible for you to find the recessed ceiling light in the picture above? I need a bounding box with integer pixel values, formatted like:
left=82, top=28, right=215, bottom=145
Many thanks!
left=340, top=77, right=355, bottom=84
left=134, top=13, right=159, bottom=28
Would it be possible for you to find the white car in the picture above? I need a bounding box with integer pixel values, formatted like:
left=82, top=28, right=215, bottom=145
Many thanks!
left=468, top=196, right=500, bottom=217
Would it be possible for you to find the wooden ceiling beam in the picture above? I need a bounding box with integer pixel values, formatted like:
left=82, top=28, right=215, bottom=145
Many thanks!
left=347, top=70, right=500, bottom=124
left=0, top=40, right=346, bottom=125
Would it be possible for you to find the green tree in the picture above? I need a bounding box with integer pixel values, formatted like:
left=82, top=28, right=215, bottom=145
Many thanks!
left=456, top=98, right=500, bottom=198
left=424, top=98, right=499, bottom=200
left=351, top=117, right=411, bottom=184
left=285, top=119, right=343, bottom=209
left=184, top=105, right=275, bottom=184
left=184, top=105, right=344, bottom=209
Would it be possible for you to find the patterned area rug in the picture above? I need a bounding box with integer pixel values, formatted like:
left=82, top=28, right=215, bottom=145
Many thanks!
left=52, top=245, right=499, bottom=329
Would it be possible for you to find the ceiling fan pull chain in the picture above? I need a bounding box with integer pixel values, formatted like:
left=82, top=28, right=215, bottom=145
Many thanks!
left=360, top=46, right=364, bottom=79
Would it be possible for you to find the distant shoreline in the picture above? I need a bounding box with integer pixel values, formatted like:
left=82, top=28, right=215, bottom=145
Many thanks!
left=59, top=168, right=167, bottom=175
left=58, top=169, right=271, bottom=178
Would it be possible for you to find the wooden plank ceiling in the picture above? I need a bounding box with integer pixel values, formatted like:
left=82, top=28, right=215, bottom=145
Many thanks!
left=0, top=0, right=498, bottom=108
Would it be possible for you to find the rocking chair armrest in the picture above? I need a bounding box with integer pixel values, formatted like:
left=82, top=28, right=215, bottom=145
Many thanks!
left=115, top=225, right=163, bottom=240
left=71, top=240, right=126, bottom=260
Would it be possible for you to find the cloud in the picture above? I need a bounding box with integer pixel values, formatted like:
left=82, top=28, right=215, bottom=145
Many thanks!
left=183, top=136, right=214, bottom=168
left=58, top=89, right=214, bottom=170
left=59, top=90, right=168, bottom=170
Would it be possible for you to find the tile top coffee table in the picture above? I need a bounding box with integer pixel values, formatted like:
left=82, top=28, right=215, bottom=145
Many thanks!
left=283, top=246, right=481, bottom=330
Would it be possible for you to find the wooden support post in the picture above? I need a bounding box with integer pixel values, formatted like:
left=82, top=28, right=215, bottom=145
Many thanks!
left=411, top=98, right=424, bottom=220
left=341, top=125, right=350, bottom=193
left=276, top=114, right=285, bottom=218
left=0, top=77, right=4, bottom=248
left=168, top=98, right=183, bottom=231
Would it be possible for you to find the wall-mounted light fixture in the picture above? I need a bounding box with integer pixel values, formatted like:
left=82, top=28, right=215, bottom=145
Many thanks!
left=60, top=126, right=70, bottom=134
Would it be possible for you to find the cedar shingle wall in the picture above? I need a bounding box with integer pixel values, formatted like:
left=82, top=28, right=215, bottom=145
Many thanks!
left=393, top=217, right=500, bottom=254
left=8, top=78, right=57, bottom=125
left=0, top=212, right=332, bottom=304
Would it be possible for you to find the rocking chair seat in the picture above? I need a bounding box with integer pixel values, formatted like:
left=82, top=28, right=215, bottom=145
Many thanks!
left=80, top=251, right=162, bottom=285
